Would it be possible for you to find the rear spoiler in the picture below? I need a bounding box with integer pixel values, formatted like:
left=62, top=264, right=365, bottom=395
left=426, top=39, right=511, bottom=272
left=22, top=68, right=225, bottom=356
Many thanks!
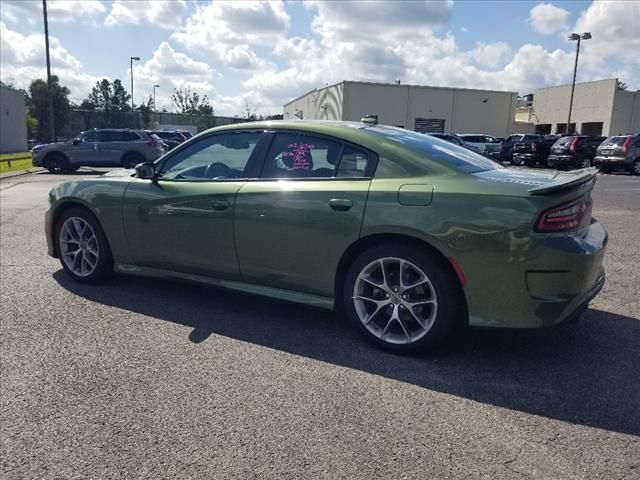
left=528, top=168, right=597, bottom=195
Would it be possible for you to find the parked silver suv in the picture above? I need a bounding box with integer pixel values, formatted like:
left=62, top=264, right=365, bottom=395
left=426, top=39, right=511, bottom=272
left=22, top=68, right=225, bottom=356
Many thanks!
left=32, top=129, right=164, bottom=174
left=594, top=135, right=640, bottom=175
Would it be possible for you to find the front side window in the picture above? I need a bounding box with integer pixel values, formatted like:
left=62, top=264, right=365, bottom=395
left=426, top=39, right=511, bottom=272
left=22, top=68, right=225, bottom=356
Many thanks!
left=160, top=131, right=261, bottom=180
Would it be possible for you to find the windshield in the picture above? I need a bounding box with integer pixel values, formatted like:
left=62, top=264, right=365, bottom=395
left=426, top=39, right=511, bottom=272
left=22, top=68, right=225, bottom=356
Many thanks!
left=368, top=126, right=503, bottom=173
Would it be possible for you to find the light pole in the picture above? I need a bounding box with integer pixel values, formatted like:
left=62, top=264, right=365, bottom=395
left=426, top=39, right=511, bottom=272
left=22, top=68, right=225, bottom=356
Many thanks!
left=153, top=84, right=160, bottom=111
left=42, top=0, right=55, bottom=142
left=130, top=56, right=140, bottom=112
left=566, top=32, right=591, bottom=134
left=153, top=84, right=160, bottom=125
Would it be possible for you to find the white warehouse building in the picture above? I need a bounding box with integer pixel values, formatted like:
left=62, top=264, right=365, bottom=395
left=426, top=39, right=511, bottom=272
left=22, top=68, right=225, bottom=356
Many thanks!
left=283, top=80, right=519, bottom=137
left=0, top=84, right=27, bottom=153
left=531, top=78, right=640, bottom=137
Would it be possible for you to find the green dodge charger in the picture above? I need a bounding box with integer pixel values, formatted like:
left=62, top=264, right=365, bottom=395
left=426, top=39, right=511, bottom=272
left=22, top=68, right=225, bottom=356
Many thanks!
left=45, top=121, right=607, bottom=353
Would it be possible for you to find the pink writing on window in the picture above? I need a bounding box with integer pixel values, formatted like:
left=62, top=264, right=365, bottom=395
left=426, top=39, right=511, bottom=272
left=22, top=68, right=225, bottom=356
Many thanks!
left=282, top=143, right=314, bottom=169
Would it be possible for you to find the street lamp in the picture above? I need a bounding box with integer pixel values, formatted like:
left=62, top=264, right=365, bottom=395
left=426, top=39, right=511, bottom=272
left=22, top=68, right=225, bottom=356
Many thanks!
left=130, top=56, right=140, bottom=112
left=566, top=32, right=591, bottom=134
left=153, top=84, right=160, bottom=111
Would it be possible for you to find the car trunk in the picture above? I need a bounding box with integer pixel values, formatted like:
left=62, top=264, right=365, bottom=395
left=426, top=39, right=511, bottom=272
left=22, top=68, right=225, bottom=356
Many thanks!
left=473, top=168, right=597, bottom=234
left=597, top=137, right=628, bottom=158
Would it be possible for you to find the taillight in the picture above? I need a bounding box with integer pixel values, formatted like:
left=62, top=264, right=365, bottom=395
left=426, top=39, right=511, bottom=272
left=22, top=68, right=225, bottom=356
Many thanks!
left=535, top=196, right=592, bottom=232
left=569, top=137, right=579, bottom=153
left=622, top=137, right=631, bottom=154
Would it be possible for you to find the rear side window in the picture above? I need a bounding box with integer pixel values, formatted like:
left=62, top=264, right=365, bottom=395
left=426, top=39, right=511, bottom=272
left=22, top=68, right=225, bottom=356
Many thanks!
left=122, top=131, right=140, bottom=141
left=261, top=133, right=370, bottom=179
left=603, top=136, right=629, bottom=146
left=368, top=126, right=502, bottom=173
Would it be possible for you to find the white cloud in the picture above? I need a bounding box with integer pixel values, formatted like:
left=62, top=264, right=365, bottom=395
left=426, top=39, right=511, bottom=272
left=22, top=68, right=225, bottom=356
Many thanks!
left=105, top=0, right=188, bottom=30
left=172, top=0, right=288, bottom=71
left=573, top=0, right=640, bottom=63
left=1, top=0, right=105, bottom=24
left=528, top=3, right=571, bottom=34
left=469, top=42, right=513, bottom=68
left=0, top=21, right=98, bottom=100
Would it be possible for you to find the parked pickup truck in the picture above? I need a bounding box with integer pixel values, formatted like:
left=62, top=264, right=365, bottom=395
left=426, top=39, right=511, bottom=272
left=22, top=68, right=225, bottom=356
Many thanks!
left=511, top=135, right=561, bottom=167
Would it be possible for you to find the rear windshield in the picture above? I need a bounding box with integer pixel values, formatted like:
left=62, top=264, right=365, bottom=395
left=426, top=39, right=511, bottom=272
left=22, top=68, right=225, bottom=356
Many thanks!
left=553, top=136, right=575, bottom=147
left=368, top=126, right=502, bottom=173
left=603, top=136, right=629, bottom=146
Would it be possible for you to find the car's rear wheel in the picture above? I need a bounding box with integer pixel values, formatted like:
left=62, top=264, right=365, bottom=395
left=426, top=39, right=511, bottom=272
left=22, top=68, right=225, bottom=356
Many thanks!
left=55, top=208, right=113, bottom=283
left=45, top=153, right=67, bottom=174
left=343, top=243, right=464, bottom=354
left=511, top=155, right=522, bottom=166
left=122, top=153, right=144, bottom=169
left=632, top=159, right=640, bottom=176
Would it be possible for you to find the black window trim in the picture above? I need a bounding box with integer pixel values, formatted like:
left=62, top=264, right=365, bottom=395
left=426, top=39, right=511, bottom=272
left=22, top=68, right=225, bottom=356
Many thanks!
left=251, top=129, right=379, bottom=181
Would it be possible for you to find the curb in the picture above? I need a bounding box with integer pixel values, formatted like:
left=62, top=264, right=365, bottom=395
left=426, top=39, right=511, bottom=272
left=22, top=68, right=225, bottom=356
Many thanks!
left=0, top=167, right=45, bottom=180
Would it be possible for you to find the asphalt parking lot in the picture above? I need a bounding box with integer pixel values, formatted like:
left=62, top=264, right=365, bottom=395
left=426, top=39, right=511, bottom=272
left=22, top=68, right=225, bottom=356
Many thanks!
left=1, top=168, right=639, bottom=479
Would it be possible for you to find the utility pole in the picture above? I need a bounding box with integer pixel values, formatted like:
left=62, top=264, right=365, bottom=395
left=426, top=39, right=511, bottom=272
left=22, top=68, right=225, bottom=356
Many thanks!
left=42, top=0, right=55, bottom=142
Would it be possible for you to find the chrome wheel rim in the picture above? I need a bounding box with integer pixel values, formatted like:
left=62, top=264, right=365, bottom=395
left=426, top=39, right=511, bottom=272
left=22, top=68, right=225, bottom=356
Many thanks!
left=634, top=161, right=640, bottom=175
left=581, top=158, right=591, bottom=168
left=353, top=257, right=438, bottom=345
left=59, top=217, right=99, bottom=277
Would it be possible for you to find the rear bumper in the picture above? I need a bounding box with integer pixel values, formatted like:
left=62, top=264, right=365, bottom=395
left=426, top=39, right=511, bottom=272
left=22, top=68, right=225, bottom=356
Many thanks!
left=546, top=154, right=578, bottom=168
left=464, top=220, right=607, bottom=329
left=593, top=156, right=631, bottom=169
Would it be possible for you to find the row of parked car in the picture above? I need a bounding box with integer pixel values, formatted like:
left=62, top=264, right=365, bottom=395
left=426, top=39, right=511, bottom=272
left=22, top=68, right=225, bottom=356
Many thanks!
left=429, top=132, right=640, bottom=175
left=31, top=128, right=192, bottom=173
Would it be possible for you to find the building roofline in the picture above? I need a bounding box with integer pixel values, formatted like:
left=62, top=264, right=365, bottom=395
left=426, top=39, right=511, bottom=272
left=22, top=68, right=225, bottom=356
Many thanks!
left=283, top=81, right=345, bottom=107
left=534, top=78, right=618, bottom=92
left=283, top=80, right=517, bottom=107
left=0, top=83, right=26, bottom=95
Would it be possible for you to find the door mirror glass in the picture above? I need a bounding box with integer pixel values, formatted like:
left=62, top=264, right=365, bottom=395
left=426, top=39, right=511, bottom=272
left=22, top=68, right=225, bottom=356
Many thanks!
left=135, top=162, right=156, bottom=180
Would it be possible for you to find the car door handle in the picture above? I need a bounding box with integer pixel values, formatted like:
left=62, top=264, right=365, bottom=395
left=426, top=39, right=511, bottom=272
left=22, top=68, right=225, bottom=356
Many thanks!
left=210, top=200, right=230, bottom=211
left=328, top=198, right=353, bottom=211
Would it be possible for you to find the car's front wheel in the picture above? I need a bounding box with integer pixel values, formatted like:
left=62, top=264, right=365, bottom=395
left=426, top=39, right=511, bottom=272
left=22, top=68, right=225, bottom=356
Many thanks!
left=579, top=157, right=591, bottom=169
left=632, top=158, right=640, bottom=176
left=45, top=153, right=67, bottom=174
left=55, top=208, right=113, bottom=283
left=343, top=243, right=465, bottom=354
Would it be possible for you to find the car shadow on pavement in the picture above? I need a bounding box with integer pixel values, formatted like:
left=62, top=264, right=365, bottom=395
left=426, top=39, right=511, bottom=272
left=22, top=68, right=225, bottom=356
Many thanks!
left=53, top=271, right=640, bottom=437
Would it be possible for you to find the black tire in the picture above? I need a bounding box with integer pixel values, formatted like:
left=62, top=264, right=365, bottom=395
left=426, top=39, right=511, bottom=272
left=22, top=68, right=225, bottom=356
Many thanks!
left=343, top=243, right=466, bottom=354
left=632, top=158, right=640, bottom=176
left=55, top=207, right=113, bottom=284
left=45, top=153, right=68, bottom=174
left=579, top=157, right=591, bottom=169
left=122, top=153, right=144, bottom=169
left=65, top=165, right=80, bottom=173
left=511, top=155, right=522, bottom=166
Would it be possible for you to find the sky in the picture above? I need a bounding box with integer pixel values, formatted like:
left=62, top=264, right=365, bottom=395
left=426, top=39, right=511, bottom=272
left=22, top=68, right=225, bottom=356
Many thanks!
left=1, top=0, right=638, bottom=116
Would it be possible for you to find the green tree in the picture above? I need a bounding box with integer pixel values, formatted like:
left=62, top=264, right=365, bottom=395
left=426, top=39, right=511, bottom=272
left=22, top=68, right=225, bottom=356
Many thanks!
left=85, top=78, right=131, bottom=112
left=171, top=86, right=213, bottom=115
left=26, top=107, right=38, bottom=138
left=136, top=95, right=154, bottom=128
left=266, top=114, right=283, bottom=120
left=27, top=76, right=71, bottom=141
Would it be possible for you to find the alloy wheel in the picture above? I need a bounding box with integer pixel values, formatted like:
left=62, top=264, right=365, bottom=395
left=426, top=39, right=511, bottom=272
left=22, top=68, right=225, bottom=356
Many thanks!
left=580, top=158, right=591, bottom=168
left=59, top=217, right=99, bottom=277
left=353, top=257, right=438, bottom=345
left=634, top=160, right=640, bottom=175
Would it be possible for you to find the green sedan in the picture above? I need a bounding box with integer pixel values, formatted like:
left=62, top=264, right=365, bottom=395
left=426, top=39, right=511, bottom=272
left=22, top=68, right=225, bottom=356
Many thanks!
left=45, top=121, right=607, bottom=353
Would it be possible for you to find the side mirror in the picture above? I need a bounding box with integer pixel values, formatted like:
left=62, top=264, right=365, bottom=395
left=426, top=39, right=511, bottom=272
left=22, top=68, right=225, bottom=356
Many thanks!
left=72, top=138, right=81, bottom=145
left=135, top=162, right=157, bottom=180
